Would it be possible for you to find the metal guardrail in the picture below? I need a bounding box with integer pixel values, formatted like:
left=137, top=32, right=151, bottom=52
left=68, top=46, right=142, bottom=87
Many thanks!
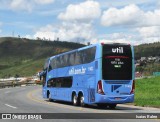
left=0, top=80, right=38, bottom=89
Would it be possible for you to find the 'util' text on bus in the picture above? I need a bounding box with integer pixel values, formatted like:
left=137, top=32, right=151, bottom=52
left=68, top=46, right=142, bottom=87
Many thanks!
left=112, top=47, right=123, bottom=53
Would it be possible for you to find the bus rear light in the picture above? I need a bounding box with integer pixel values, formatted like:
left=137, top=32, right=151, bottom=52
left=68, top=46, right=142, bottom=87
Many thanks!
left=97, top=80, right=105, bottom=95
left=101, top=42, right=104, bottom=45
left=130, top=80, right=135, bottom=94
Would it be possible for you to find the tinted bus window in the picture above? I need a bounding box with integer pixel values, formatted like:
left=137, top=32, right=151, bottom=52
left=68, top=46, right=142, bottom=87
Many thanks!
left=57, top=57, right=61, bottom=68
left=48, top=77, right=73, bottom=88
left=61, top=77, right=72, bottom=88
left=102, top=44, right=132, bottom=80
left=75, top=51, right=82, bottom=65
left=63, top=54, right=69, bottom=67
left=69, top=52, right=75, bottom=66
left=50, top=58, right=56, bottom=69
left=44, top=58, right=49, bottom=70
left=80, top=46, right=96, bottom=64
left=49, top=46, right=96, bottom=70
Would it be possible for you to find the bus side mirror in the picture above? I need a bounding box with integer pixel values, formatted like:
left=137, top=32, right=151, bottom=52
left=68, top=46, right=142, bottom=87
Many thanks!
left=48, top=65, right=52, bottom=72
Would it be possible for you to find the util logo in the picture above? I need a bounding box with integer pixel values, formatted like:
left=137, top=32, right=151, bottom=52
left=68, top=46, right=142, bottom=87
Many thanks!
left=112, top=47, right=123, bottom=53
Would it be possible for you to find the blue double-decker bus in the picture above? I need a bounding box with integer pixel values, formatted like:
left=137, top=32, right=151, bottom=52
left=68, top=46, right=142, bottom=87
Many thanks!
left=41, top=43, right=135, bottom=109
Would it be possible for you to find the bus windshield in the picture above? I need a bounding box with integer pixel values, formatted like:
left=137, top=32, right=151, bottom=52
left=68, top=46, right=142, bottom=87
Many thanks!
left=102, top=44, right=132, bottom=80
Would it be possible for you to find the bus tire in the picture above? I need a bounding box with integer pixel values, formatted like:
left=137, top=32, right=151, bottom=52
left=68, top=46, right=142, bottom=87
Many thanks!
left=108, top=104, right=117, bottom=109
left=72, top=94, right=78, bottom=106
left=79, top=94, right=86, bottom=107
left=47, top=91, right=52, bottom=102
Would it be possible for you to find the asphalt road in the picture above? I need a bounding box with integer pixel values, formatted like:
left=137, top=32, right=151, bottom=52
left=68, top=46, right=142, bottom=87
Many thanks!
left=0, top=85, right=159, bottom=122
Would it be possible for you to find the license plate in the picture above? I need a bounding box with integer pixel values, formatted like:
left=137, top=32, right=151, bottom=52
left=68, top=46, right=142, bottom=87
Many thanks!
left=115, top=97, right=121, bottom=100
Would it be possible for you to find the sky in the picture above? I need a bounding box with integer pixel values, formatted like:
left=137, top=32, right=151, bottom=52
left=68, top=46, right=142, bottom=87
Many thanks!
left=0, top=0, right=160, bottom=45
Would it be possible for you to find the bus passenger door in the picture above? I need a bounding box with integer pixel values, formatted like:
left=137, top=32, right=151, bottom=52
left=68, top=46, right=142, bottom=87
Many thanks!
left=42, top=58, right=50, bottom=98
left=42, top=70, right=47, bottom=98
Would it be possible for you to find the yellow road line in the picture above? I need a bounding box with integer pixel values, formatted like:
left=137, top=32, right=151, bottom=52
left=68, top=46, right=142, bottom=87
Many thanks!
left=26, top=88, right=103, bottom=113
left=27, top=88, right=87, bottom=112
left=26, top=88, right=160, bottom=120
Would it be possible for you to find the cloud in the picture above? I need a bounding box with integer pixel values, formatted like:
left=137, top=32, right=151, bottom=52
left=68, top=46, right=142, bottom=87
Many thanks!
left=143, top=9, right=160, bottom=26
left=92, top=32, right=139, bottom=45
left=101, top=4, right=142, bottom=27
left=137, top=26, right=160, bottom=38
left=24, top=35, right=32, bottom=39
left=94, top=26, right=160, bottom=45
left=101, top=4, right=160, bottom=27
left=99, top=0, right=155, bottom=9
left=137, top=26, right=160, bottom=43
left=7, top=0, right=55, bottom=12
left=58, top=1, right=101, bottom=21
left=33, top=22, right=95, bottom=42
left=10, top=0, right=33, bottom=12
left=34, top=0, right=54, bottom=5
left=33, top=1, right=100, bottom=43
left=100, top=4, right=160, bottom=44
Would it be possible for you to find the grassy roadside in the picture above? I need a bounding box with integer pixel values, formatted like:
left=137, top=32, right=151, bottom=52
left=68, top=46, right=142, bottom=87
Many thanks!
left=134, top=76, right=160, bottom=107
left=0, top=58, right=45, bottom=77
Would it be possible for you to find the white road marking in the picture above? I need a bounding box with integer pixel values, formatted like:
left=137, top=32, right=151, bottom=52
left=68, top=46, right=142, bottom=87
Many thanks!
left=5, top=91, right=10, bottom=94
left=21, top=88, right=26, bottom=90
left=0, top=88, right=10, bottom=90
left=5, top=104, right=17, bottom=109
left=15, top=87, right=21, bottom=88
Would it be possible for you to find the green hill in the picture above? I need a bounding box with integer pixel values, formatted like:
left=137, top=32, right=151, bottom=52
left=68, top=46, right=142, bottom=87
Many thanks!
left=0, top=37, right=84, bottom=78
left=134, top=42, right=160, bottom=75
left=134, top=42, right=160, bottom=59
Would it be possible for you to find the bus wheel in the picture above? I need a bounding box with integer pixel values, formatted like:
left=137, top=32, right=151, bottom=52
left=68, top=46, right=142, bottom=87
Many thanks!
left=108, top=104, right=117, bottom=109
left=48, top=92, right=53, bottom=102
left=79, top=94, right=85, bottom=107
left=72, top=94, right=78, bottom=106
